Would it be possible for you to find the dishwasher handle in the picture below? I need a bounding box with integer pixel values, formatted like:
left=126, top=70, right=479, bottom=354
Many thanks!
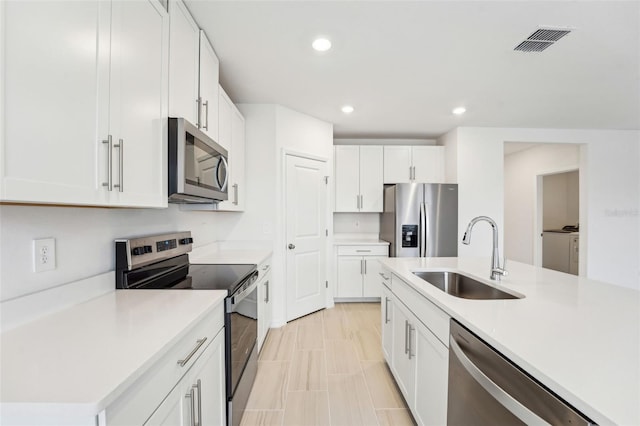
left=450, top=336, right=550, bottom=426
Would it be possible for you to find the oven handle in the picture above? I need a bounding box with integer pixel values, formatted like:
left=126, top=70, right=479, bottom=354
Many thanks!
left=229, top=273, right=259, bottom=309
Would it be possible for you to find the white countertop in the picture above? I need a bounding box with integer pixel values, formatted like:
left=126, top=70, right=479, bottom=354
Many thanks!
left=0, top=290, right=226, bottom=418
left=380, top=257, right=639, bottom=425
left=190, top=243, right=272, bottom=265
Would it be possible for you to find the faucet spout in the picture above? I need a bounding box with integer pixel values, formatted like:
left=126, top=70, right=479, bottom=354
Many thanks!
left=461, top=216, right=507, bottom=280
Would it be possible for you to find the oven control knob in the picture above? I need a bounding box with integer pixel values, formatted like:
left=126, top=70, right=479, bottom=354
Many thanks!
left=132, top=246, right=153, bottom=256
left=132, top=247, right=145, bottom=256
left=179, top=237, right=194, bottom=245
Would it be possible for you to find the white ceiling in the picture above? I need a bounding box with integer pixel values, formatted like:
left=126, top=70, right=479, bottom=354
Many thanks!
left=185, top=1, right=640, bottom=139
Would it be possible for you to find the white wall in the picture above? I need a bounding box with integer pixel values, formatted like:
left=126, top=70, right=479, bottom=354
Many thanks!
left=441, top=127, right=639, bottom=289
left=503, top=144, right=580, bottom=265
left=0, top=204, right=222, bottom=302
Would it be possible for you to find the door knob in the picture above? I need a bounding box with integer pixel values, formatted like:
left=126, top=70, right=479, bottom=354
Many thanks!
left=288, top=243, right=296, bottom=250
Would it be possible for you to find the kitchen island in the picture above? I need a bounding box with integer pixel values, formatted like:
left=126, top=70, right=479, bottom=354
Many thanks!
left=380, top=257, right=639, bottom=426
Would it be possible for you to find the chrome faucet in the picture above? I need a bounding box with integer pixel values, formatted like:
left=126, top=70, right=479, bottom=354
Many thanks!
left=462, top=216, right=508, bottom=280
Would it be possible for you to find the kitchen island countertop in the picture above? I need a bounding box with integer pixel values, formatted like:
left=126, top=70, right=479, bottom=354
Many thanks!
left=380, top=256, right=639, bottom=426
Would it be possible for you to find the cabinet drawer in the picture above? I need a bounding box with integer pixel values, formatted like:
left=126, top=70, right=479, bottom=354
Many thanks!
left=337, top=245, right=388, bottom=256
left=392, top=275, right=449, bottom=347
left=105, top=302, right=225, bottom=425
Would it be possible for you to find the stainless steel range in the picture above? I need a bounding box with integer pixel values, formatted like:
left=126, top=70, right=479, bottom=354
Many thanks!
left=115, top=231, right=258, bottom=426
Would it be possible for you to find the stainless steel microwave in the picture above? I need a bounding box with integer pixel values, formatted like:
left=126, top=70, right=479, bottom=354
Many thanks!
left=168, top=118, right=228, bottom=203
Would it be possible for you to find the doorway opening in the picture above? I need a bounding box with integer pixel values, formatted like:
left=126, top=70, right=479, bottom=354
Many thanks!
left=503, top=142, right=583, bottom=275
left=539, top=170, right=580, bottom=275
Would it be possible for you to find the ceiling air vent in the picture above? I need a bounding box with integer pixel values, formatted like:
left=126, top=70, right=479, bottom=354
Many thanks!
left=514, top=27, right=572, bottom=52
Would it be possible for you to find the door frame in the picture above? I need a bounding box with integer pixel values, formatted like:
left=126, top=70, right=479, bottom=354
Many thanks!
left=533, top=165, right=580, bottom=269
left=281, top=149, right=332, bottom=322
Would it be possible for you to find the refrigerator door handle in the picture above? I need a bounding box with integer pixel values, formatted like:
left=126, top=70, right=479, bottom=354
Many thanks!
left=419, top=202, right=426, bottom=257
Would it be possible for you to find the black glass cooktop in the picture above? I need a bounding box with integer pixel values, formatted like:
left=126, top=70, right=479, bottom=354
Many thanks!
left=122, top=254, right=256, bottom=294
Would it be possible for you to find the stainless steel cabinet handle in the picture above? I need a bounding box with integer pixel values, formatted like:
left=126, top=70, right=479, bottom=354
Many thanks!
left=186, top=386, right=196, bottom=426
left=203, top=100, right=209, bottom=131
left=379, top=272, right=390, bottom=280
left=114, top=138, right=123, bottom=192
left=384, top=297, right=390, bottom=324
left=177, top=337, right=207, bottom=367
left=408, top=324, right=415, bottom=359
left=404, top=320, right=409, bottom=354
left=196, top=379, right=202, bottom=426
left=449, top=336, right=548, bottom=425
left=196, top=97, right=202, bottom=128
left=102, top=135, right=113, bottom=191
left=233, top=183, right=239, bottom=205
left=360, top=259, right=364, bottom=275
left=356, top=194, right=360, bottom=210
left=364, top=259, right=367, bottom=274
left=359, top=194, right=364, bottom=210
left=264, top=280, right=269, bottom=303
left=288, top=243, right=296, bottom=250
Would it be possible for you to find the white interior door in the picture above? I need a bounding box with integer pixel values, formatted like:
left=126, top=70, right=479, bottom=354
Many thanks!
left=285, top=155, right=327, bottom=321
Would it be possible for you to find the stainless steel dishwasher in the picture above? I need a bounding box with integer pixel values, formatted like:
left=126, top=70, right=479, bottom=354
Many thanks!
left=447, top=319, right=595, bottom=425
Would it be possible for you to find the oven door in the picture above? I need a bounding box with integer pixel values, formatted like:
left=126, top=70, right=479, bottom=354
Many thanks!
left=226, top=278, right=258, bottom=398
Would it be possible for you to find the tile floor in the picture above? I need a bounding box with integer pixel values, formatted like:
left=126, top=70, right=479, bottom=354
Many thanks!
left=241, top=303, right=415, bottom=426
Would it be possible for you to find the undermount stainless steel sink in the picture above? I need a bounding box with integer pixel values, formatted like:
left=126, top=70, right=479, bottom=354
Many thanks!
left=412, top=271, right=522, bottom=300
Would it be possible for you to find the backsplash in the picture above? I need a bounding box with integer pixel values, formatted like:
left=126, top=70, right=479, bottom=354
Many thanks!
left=0, top=204, right=242, bottom=302
left=333, top=212, right=380, bottom=234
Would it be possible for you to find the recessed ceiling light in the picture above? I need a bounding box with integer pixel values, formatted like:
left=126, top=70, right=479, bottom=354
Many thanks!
left=312, top=38, right=332, bottom=52
left=341, top=105, right=354, bottom=114
left=452, top=107, right=466, bottom=115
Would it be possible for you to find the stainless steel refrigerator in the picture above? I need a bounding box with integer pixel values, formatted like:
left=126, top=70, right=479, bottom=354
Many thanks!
left=380, top=183, right=458, bottom=257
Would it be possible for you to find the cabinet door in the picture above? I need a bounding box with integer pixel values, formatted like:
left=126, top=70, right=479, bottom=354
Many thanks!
left=257, top=269, right=272, bottom=352
left=216, top=92, right=242, bottom=211
left=414, top=320, right=448, bottom=426
left=1, top=0, right=109, bottom=205
left=412, top=146, right=444, bottom=183
left=362, top=256, right=386, bottom=298
left=358, top=146, right=384, bottom=212
left=391, top=301, right=415, bottom=402
left=334, top=146, right=360, bottom=212
left=110, top=0, right=168, bottom=208
left=199, top=31, right=220, bottom=142
left=144, top=376, right=190, bottom=426
left=381, top=285, right=394, bottom=364
left=217, top=86, right=233, bottom=150
left=191, top=332, right=226, bottom=426
left=168, top=0, right=199, bottom=124
left=336, top=257, right=364, bottom=297
left=383, top=146, right=412, bottom=183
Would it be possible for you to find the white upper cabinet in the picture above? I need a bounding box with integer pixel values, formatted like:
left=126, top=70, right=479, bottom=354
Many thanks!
left=383, top=146, right=444, bottom=184
left=198, top=31, right=220, bottom=142
left=108, top=0, right=169, bottom=208
left=334, top=145, right=383, bottom=212
left=216, top=88, right=245, bottom=211
left=1, top=1, right=108, bottom=205
left=0, top=0, right=168, bottom=207
left=168, top=0, right=199, bottom=124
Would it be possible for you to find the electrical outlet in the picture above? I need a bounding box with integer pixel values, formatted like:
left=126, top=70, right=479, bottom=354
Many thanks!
left=33, top=238, right=56, bottom=273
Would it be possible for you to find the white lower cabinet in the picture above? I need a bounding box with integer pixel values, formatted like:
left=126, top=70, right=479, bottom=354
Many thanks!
left=335, top=245, right=389, bottom=299
left=381, top=279, right=393, bottom=362
left=382, top=268, right=449, bottom=426
left=145, top=330, right=225, bottom=426
left=257, top=257, right=273, bottom=352
left=104, top=304, right=225, bottom=426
